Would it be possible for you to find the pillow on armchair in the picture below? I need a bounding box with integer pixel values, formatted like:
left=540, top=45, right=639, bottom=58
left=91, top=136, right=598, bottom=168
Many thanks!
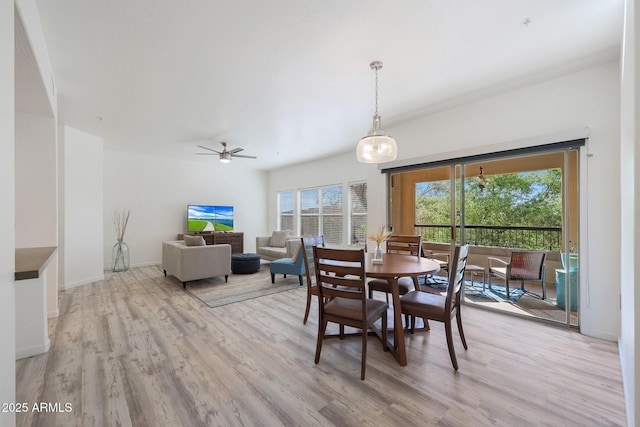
left=184, top=235, right=206, bottom=246
left=270, top=230, right=290, bottom=247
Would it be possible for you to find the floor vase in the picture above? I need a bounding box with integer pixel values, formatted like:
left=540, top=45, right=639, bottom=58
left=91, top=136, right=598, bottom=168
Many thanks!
left=112, top=240, right=130, bottom=272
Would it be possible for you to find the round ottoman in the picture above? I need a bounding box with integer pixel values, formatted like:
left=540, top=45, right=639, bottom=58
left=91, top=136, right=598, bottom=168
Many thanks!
left=231, top=253, right=261, bottom=274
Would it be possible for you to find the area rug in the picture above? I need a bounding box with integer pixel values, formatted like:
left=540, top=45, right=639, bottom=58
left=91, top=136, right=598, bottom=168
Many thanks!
left=183, top=267, right=302, bottom=308
left=421, top=275, right=525, bottom=303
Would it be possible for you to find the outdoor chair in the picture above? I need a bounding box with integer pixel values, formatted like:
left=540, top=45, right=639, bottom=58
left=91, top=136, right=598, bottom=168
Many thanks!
left=313, top=246, right=388, bottom=380
left=368, top=235, right=422, bottom=303
left=400, top=244, right=470, bottom=370
left=487, top=250, right=547, bottom=299
left=422, top=243, right=450, bottom=280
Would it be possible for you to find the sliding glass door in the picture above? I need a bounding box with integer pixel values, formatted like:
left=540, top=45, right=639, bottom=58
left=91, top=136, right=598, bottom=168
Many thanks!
left=389, top=148, right=580, bottom=327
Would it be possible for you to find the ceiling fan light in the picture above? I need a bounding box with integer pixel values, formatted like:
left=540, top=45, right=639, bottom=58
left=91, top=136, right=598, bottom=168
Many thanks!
left=219, top=152, right=232, bottom=163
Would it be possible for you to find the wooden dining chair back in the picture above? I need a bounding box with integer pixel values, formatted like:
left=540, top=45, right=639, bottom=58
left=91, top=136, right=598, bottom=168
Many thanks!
left=313, top=246, right=388, bottom=380
left=368, top=235, right=422, bottom=302
left=300, top=235, right=325, bottom=324
left=487, top=250, right=547, bottom=299
left=400, top=244, right=470, bottom=370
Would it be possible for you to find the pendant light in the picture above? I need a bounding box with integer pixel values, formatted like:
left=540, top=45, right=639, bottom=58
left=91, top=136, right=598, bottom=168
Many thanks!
left=356, top=61, right=397, bottom=163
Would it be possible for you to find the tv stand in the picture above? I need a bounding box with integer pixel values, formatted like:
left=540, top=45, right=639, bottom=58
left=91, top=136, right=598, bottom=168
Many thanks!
left=178, top=232, right=244, bottom=254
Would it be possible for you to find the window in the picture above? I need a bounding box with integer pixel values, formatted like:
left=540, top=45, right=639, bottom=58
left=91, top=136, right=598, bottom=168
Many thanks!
left=300, top=189, right=319, bottom=236
left=300, top=185, right=343, bottom=244
left=322, top=186, right=343, bottom=245
left=349, top=182, right=367, bottom=246
left=278, top=191, right=294, bottom=232
left=276, top=182, right=365, bottom=246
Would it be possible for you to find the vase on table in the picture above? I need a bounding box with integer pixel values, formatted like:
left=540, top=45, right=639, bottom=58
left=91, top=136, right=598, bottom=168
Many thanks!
left=374, top=242, right=383, bottom=260
left=112, top=240, right=130, bottom=272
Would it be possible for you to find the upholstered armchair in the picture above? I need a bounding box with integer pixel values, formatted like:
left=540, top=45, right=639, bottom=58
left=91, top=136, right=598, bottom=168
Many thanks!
left=162, top=239, right=232, bottom=289
left=269, top=242, right=305, bottom=286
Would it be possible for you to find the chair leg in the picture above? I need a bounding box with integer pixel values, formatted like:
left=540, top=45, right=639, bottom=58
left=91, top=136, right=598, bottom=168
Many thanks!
left=444, top=319, right=459, bottom=370
left=303, top=291, right=312, bottom=325
left=315, top=319, right=328, bottom=364
left=382, top=311, right=388, bottom=352
left=456, top=309, right=468, bottom=350
left=505, top=278, right=510, bottom=299
left=298, top=275, right=303, bottom=286
left=270, top=273, right=275, bottom=284
left=361, top=323, right=367, bottom=380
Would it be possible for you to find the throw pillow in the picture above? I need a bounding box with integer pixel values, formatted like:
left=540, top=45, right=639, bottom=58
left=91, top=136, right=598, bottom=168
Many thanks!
left=184, top=235, right=206, bottom=247
left=270, top=230, right=289, bottom=247
left=290, top=242, right=302, bottom=263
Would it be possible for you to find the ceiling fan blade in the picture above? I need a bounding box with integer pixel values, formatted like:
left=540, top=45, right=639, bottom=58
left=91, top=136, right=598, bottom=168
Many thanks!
left=230, top=154, right=257, bottom=159
left=228, top=147, right=244, bottom=154
left=195, top=153, right=217, bottom=155
left=197, top=145, right=222, bottom=154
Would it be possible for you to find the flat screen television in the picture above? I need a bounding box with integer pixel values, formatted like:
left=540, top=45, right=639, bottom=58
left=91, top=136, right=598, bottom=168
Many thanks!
left=187, top=204, right=234, bottom=232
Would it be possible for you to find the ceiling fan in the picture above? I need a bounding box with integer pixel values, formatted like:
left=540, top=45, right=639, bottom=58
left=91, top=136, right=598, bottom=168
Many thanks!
left=196, top=142, right=257, bottom=163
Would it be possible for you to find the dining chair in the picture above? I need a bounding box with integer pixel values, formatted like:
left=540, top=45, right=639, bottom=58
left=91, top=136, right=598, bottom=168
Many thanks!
left=487, top=250, right=547, bottom=299
left=300, top=235, right=325, bottom=324
left=368, top=235, right=422, bottom=303
left=313, top=246, right=388, bottom=380
left=400, top=244, right=469, bottom=370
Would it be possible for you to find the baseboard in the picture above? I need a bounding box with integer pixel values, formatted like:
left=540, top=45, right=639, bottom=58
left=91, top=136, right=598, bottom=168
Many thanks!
left=61, top=274, right=105, bottom=290
left=16, top=338, right=51, bottom=360
left=48, top=309, right=59, bottom=319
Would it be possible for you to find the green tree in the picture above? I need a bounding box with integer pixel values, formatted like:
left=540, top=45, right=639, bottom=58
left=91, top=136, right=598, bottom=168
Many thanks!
left=415, top=169, right=562, bottom=249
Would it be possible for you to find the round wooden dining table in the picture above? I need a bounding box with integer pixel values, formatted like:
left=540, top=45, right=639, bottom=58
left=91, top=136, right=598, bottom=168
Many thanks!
left=365, top=252, right=440, bottom=366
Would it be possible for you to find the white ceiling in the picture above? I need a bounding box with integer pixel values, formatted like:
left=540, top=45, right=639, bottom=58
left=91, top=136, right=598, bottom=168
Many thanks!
left=30, top=0, right=623, bottom=170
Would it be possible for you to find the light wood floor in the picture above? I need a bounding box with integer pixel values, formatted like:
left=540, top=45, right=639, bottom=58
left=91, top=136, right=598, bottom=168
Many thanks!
left=16, top=265, right=626, bottom=426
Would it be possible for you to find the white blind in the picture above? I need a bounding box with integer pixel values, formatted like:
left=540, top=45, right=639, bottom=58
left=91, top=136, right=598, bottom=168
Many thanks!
left=278, top=191, right=294, bottom=232
left=349, top=182, right=367, bottom=246
left=322, top=186, right=343, bottom=245
left=299, top=186, right=343, bottom=244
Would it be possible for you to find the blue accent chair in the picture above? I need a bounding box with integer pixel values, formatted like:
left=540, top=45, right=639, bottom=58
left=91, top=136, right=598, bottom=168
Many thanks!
left=270, top=246, right=305, bottom=286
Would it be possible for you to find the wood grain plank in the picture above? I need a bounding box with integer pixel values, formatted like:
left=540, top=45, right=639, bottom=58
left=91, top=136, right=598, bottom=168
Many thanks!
left=15, top=265, right=626, bottom=427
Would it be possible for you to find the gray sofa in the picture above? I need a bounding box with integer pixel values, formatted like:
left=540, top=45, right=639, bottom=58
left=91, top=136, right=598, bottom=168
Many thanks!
left=256, top=232, right=300, bottom=261
left=162, top=240, right=232, bottom=289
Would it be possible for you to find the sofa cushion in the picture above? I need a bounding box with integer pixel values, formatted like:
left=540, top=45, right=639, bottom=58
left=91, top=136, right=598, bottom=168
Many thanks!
left=270, top=230, right=289, bottom=247
left=184, top=235, right=206, bottom=246
left=258, top=246, right=288, bottom=260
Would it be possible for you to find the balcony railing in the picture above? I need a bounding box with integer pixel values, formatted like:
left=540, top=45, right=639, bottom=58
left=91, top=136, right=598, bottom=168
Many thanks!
left=414, top=224, right=562, bottom=251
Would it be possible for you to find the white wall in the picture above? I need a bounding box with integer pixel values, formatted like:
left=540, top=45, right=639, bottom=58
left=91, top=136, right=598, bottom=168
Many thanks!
left=0, top=0, right=15, bottom=425
left=62, top=126, right=104, bottom=288
left=620, top=0, right=638, bottom=424
left=15, top=112, right=58, bottom=317
left=103, top=150, right=268, bottom=268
